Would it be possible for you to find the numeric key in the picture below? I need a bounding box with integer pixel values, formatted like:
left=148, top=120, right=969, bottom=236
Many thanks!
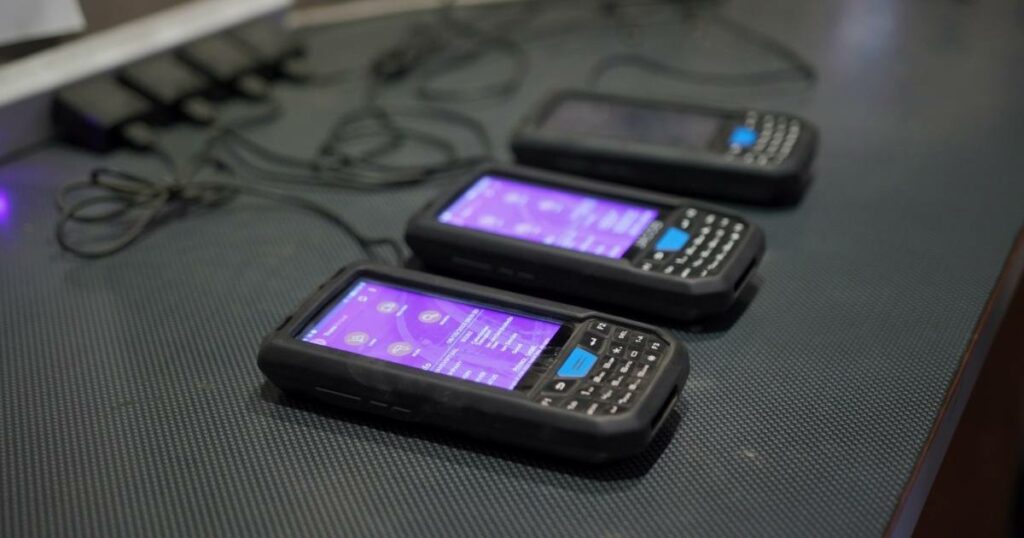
left=543, top=379, right=576, bottom=394
left=564, top=399, right=584, bottom=411
left=580, top=333, right=605, bottom=353
left=537, top=396, right=561, bottom=407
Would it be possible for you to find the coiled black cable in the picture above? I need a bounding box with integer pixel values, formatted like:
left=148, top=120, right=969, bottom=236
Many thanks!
left=55, top=139, right=404, bottom=260
left=210, top=102, right=493, bottom=190
left=587, top=8, right=817, bottom=88
left=411, top=0, right=541, bottom=103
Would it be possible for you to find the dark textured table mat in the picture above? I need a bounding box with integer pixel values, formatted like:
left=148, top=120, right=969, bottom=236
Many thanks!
left=3, top=1, right=1024, bottom=536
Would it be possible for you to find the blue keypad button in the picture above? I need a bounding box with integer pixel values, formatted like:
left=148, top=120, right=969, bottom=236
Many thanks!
left=728, top=126, right=758, bottom=148
left=557, top=347, right=598, bottom=378
left=654, top=227, right=691, bottom=252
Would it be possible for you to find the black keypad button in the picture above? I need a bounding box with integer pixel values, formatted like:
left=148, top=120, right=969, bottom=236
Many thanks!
left=584, top=402, right=601, bottom=416
left=590, top=320, right=612, bottom=335
left=646, top=340, right=665, bottom=354
left=639, top=261, right=655, bottom=271
left=642, top=351, right=659, bottom=364
left=598, top=356, right=617, bottom=371
left=564, top=399, right=584, bottom=411
left=631, top=333, right=647, bottom=346
left=616, top=392, right=636, bottom=406
left=612, top=328, right=630, bottom=343
left=537, top=396, right=561, bottom=407
left=626, top=378, right=643, bottom=392
left=601, top=404, right=624, bottom=415
left=591, top=370, right=609, bottom=384
left=634, top=363, right=652, bottom=379
left=608, top=374, right=626, bottom=388
left=607, top=342, right=626, bottom=357
left=617, top=360, right=636, bottom=376
left=626, top=348, right=642, bottom=361
left=578, top=384, right=597, bottom=397
left=580, top=333, right=605, bottom=353
left=597, top=388, right=616, bottom=402
left=544, top=379, right=576, bottom=394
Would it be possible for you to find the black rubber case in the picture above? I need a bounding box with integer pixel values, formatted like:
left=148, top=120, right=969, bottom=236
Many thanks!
left=511, top=89, right=818, bottom=205
left=257, top=263, right=690, bottom=463
left=405, top=164, right=765, bottom=321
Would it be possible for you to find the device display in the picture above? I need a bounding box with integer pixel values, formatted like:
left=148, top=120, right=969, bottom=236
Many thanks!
left=258, top=264, right=690, bottom=462
left=540, top=98, right=723, bottom=150
left=438, top=175, right=659, bottom=259
left=512, top=90, right=817, bottom=205
left=299, top=278, right=563, bottom=390
left=406, top=164, right=765, bottom=321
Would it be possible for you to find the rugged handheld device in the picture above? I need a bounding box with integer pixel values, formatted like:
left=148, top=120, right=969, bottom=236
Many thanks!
left=257, top=263, right=689, bottom=462
left=405, top=164, right=764, bottom=321
left=511, top=90, right=817, bottom=205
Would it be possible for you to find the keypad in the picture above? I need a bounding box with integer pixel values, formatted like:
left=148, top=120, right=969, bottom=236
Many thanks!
left=726, top=112, right=801, bottom=165
left=635, top=207, right=747, bottom=279
left=533, top=319, right=668, bottom=415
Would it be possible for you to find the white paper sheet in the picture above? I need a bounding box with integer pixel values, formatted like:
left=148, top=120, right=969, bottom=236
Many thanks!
left=0, top=0, right=86, bottom=47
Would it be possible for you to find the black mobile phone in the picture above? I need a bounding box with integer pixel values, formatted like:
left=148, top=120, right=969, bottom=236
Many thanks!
left=511, top=90, right=818, bottom=205
left=258, top=263, right=689, bottom=463
left=404, top=164, right=765, bottom=321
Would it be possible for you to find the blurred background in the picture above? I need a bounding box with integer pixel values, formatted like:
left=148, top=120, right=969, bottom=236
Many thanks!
left=0, top=0, right=325, bottom=62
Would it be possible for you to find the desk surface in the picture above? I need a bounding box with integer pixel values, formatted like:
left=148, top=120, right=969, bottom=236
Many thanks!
left=2, top=1, right=1023, bottom=536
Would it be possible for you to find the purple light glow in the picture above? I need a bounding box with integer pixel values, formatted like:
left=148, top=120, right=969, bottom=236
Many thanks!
left=0, top=191, right=10, bottom=221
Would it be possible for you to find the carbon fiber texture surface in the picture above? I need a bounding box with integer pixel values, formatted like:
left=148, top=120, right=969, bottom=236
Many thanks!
left=3, top=1, right=1024, bottom=536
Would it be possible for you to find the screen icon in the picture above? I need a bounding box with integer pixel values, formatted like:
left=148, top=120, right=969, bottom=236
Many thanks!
left=344, top=332, right=370, bottom=346
left=418, top=310, right=442, bottom=324
left=387, top=342, right=414, bottom=356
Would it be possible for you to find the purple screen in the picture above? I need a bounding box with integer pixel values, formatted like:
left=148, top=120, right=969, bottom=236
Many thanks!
left=299, top=279, right=564, bottom=390
left=438, top=175, right=659, bottom=259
